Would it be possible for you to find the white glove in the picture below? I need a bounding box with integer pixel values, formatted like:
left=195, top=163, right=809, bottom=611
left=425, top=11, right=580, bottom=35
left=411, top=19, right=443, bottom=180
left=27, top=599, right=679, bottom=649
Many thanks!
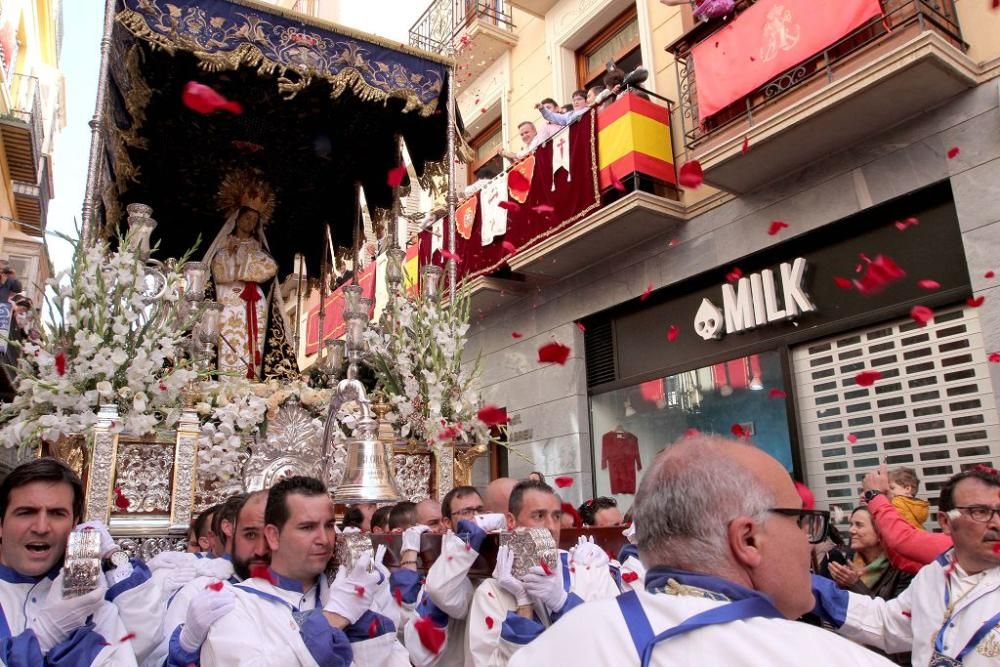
left=522, top=559, right=567, bottom=614
left=160, top=564, right=199, bottom=595
left=323, top=552, right=380, bottom=624
left=341, top=527, right=361, bottom=534
left=473, top=513, right=507, bottom=532
left=622, top=522, right=636, bottom=544
left=33, top=571, right=108, bottom=653
left=401, top=525, right=430, bottom=553
left=572, top=536, right=609, bottom=568
left=147, top=550, right=195, bottom=572
left=193, top=557, right=236, bottom=581
left=492, top=545, right=530, bottom=607
left=75, top=520, right=117, bottom=558
left=178, top=586, right=236, bottom=653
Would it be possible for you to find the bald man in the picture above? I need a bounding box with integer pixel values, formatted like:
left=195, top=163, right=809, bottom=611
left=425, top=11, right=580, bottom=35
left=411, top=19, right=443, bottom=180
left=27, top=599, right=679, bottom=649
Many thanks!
left=508, top=436, right=894, bottom=666
left=414, top=499, right=444, bottom=534
left=483, top=477, right=518, bottom=514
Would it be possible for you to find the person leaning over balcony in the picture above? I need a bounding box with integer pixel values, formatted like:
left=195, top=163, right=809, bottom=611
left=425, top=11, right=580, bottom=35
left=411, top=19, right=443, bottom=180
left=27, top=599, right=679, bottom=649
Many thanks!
left=539, top=90, right=590, bottom=126
left=499, top=121, right=539, bottom=162
left=0, top=458, right=140, bottom=665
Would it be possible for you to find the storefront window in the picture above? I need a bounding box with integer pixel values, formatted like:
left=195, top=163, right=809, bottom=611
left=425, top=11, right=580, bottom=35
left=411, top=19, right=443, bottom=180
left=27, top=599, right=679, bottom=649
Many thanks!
left=590, top=351, right=792, bottom=506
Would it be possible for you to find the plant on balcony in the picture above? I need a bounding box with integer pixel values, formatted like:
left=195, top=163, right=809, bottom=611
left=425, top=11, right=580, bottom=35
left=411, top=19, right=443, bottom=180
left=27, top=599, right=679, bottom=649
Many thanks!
left=0, top=230, right=200, bottom=456
left=363, top=286, right=496, bottom=448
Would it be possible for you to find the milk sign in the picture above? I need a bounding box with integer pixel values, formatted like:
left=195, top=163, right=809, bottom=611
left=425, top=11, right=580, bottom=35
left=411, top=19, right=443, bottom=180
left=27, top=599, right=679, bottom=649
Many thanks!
left=694, top=258, right=816, bottom=340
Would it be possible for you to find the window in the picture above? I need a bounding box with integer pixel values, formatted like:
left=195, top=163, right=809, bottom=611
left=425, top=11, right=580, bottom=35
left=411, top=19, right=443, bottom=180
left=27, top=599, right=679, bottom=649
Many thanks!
left=589, top=351, right=792, bottom=502
left=576, top=7, right=643, bottom=92
left=468, top=118, right=504, bottom=182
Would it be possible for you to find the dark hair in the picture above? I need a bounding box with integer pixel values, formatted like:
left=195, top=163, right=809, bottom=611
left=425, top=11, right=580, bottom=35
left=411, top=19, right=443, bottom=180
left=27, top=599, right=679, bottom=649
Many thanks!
left=578, top=496, right=618, bottom=526
left=588, top=85, right=604, bottom=98
left=193, top=505, right=218, bottom=539
left=213, top=493, right=248, bottom=543
left=939, top=467, right=1000, bottom=513
left=340, top=506, right=364, bottom=530
left=572, top=89, right=586, bottom=100
left=265, top=476, right=328, bottom=531
left=388, top=501, right=417, bottom=530
left=441, top=485, right=481, bottom=519
left=604, top=67, right=625, bottom=89
left=561, top=104, right=573, bottom=113
left=0, top=457, right=84, bottom=523
left=826, top=522, right=846, bottom=547
left=527, top=471, right=546, bottom=484
left=539, top=97, right=558, bottom=107
left=371, top=505, right=393, bottom=531
left=509, top=479, right=555, bottom=516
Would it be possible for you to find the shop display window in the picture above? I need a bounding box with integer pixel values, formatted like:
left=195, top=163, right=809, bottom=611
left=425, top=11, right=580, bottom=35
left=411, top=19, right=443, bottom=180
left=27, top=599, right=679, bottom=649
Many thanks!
left=590, top=351, right=792, bottom=506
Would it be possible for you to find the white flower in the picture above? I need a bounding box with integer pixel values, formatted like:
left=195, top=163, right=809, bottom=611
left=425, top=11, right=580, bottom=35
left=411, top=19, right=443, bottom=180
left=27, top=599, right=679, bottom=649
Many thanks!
left=96, top=381, right=113, bottom=397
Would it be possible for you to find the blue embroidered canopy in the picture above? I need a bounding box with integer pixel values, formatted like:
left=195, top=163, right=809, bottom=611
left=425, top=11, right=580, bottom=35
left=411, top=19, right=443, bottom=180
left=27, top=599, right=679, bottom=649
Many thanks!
left=101, top=0, right=455, bottom=277
left=117, top=0, right=448, bottom=115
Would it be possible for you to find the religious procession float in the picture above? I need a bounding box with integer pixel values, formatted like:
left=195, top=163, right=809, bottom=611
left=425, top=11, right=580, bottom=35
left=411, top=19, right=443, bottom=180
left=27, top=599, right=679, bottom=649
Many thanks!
left=0, top=0, right=515, bottom=563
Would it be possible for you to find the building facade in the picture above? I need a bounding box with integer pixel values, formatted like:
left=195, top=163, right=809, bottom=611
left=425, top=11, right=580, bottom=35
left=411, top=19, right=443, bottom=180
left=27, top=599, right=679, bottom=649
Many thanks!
left=405, top=0, right=1000, bottom=527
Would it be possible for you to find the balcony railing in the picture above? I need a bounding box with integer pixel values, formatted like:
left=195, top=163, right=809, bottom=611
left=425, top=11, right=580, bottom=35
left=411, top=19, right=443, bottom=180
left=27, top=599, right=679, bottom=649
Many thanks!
left=667, top=0, right=965, bottom=151
left=0, top=74, right=45, bottom=184
left=409, top=0, right=515, bottom=53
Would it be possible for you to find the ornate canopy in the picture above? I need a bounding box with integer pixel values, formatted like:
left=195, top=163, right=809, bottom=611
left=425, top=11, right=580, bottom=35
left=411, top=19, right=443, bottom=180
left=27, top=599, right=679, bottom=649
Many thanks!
left=99, top=0, right=454, bottom=275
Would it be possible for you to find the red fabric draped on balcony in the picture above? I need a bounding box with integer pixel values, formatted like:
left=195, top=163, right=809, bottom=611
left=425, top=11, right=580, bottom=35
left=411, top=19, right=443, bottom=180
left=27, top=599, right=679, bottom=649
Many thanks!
left=419, top=111, right=601, bottom=281
left=692, top=0, right=883, bottom=121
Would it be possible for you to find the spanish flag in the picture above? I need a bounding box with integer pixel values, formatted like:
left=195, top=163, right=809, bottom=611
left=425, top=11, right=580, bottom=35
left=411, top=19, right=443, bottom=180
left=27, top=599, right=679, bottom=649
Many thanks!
left=597, top=94, right=675, bottom=190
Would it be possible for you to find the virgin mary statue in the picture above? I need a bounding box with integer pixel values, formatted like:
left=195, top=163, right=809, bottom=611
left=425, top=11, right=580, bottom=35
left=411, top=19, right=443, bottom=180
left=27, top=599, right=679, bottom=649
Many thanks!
left=203, top=169, right=298, bottom=381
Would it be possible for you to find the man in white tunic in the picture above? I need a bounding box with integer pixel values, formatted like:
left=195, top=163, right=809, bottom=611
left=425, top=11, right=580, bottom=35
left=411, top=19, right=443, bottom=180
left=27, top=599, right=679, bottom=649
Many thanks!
left=812, top=466, right=1000, bottom=665
left=0, top=458, right=137, bottom=665
left=508, top=436, right=895, bottom=667
left=467, top=480, right=620, bottom=665
left=200, top=476, right=408, bottom=666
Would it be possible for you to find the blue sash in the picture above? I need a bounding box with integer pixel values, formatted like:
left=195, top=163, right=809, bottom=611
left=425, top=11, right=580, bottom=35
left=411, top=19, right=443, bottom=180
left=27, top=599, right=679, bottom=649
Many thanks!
left=934, top=569, right=1000, bottom=663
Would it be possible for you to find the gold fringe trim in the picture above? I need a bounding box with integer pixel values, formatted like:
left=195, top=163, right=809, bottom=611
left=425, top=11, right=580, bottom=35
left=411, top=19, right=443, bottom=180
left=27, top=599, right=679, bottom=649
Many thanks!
left=116, top=8, right=442, bottom=117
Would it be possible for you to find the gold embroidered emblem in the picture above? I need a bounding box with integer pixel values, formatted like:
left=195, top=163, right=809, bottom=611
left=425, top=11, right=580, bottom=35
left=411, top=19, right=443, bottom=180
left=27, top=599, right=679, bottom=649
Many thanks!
left=977, top=628, right=1000, bottom=658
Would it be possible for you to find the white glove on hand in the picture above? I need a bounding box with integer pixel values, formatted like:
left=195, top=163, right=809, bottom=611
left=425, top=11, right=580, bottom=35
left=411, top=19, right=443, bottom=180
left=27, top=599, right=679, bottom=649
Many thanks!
left=75, top=520, right=117, bottom=559
left=160, top=564, right=198, bottom=595
left=572, top=536, right=609, bottom=568
left=492, top=545, right=530, bottom=607
left=323, top=553, right=380, bottom=624
left=473, top=513, right=507, bottom=532
left=178, top=586, right=236, bottom=653
left=341, top=527, right=361, bottom=534
left=147, top=550, right=194, bottom=572
left=522, top=559, right=567, bottom=614
left=33, top=572, right=108, bottom=653
left=401, top=525, right=430, bottom=553
left=622, top=522, right=636, bottom=544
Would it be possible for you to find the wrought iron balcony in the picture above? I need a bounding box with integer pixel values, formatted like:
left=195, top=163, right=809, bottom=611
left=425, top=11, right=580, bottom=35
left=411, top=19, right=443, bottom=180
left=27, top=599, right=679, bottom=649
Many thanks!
left=666, top=0, right=973, bottom=192
left=12, top=155, right=51, bottom=236
left=410, top=0, right=516, bottom=82
left=0, top=74, right=45, bottom=185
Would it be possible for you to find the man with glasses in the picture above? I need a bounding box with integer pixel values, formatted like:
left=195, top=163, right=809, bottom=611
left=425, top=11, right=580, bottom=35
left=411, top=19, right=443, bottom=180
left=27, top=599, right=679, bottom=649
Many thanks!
left=403, top=486, right=491, bottom=666
left=813, top=466, right=1000, bottom=665
left=507, top=436, right=894, bottom=666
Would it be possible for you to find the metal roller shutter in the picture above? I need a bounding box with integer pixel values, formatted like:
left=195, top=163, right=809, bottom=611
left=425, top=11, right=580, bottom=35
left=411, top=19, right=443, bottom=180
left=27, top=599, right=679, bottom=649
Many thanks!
left=792, top=305, right=1000, bottom=528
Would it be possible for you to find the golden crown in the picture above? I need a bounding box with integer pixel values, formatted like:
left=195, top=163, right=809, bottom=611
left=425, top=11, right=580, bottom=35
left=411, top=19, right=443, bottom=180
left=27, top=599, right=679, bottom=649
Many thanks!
left=217, top=169, right=277, bottom=226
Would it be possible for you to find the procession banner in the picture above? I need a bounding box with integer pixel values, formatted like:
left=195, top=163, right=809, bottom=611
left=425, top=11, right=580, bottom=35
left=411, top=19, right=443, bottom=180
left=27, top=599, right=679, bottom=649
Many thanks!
left=419, top=111, right=600, bottom=281
left=692, top=0, right=882, bottom=121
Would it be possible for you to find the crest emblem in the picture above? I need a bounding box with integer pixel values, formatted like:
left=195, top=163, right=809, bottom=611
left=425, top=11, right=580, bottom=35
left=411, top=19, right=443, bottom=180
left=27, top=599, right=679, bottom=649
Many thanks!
left=760, top=5, right=801, bottom=62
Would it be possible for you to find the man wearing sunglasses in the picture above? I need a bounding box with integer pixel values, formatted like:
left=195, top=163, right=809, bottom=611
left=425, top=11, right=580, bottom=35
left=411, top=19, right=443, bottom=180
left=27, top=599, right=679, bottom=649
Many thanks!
left=813, top=466, right=1000, bottom=665
left=507, top=435, right=893, bottom=666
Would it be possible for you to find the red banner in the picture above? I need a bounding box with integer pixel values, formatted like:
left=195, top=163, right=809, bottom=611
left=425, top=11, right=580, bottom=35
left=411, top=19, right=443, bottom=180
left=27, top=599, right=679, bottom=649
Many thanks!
left=692, top=0, right=882, bottom=121
left=304, top=263, right=376, bottom=356
left=419, top=112, right=600, bottom=281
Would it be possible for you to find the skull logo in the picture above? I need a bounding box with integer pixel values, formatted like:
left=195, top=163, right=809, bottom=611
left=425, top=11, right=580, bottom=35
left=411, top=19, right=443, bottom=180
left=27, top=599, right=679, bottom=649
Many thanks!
left=694, top=298, right=724, bottom=340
